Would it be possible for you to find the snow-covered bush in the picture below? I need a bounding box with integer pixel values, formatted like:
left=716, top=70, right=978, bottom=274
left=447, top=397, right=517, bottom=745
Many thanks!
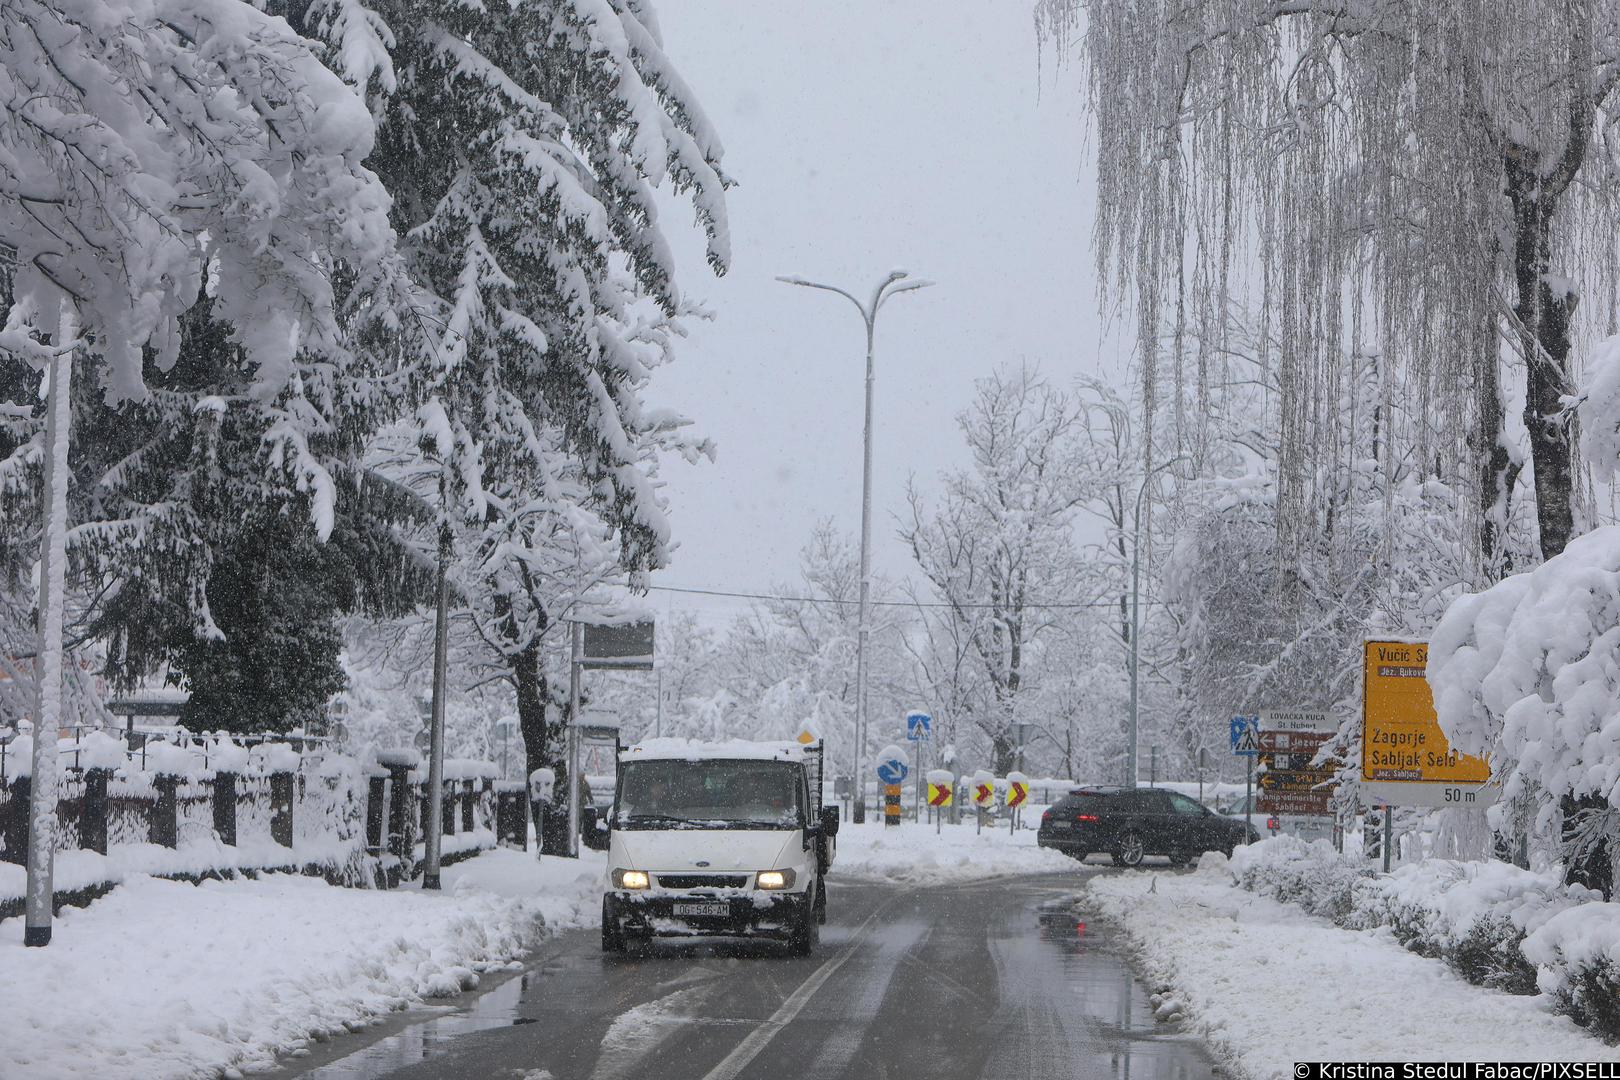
left=1229, top=835, right=1378, bottom=926
left=1429, top=526, right=1620, bottom=886
left=1229, top=838, right=1620, bottom=1030
left=1523, top=904, right=1620, bottom=1042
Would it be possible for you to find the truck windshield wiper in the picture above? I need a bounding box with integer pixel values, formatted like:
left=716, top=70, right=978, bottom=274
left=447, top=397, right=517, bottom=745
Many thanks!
left=621, top=813, right=701, bottom=828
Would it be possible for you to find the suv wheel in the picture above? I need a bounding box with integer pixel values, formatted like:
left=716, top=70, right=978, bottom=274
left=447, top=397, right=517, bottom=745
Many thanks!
left=1112, top=830, right=1146, bottom=868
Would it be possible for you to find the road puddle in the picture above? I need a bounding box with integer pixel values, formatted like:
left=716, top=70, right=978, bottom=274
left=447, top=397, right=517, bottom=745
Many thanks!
left=291, top=968, right=534, bottom=1079
left=1027, top=892, right=1219, bottom=1079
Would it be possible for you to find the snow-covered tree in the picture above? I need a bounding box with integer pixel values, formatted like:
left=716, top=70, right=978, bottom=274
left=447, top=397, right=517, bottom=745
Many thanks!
left=902, top=366, right=1102, bottom=774
left=1042, top=0, right=1620, bottom=571
left=0, top=0, right=418, bottom=728
left=289, top=0, right=732, bottom=779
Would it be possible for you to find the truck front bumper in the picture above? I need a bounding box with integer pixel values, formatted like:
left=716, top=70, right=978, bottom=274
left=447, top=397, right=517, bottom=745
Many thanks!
left=606, top=889, right=811, bottom=940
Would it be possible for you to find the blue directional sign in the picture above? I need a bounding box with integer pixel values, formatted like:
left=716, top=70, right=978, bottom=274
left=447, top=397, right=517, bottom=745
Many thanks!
left=1230, top=715, right=1260, bottom=757
left=876, top=753, right=910, bottom=785
left=905, top=711, right=932, bottom=741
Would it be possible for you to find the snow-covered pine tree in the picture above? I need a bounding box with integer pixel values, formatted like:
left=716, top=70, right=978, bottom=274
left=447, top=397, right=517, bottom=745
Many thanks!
left=0, top=0, right=420, bottom=714
left=293, top=0, right=730, bottom=777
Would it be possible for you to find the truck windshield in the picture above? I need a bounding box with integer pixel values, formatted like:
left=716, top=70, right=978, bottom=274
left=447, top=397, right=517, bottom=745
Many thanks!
left=616, top=759, right=804, bottom=830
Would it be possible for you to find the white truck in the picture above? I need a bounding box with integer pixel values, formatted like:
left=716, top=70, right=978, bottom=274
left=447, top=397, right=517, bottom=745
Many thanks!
left=599, top=738, right=839, bottom=955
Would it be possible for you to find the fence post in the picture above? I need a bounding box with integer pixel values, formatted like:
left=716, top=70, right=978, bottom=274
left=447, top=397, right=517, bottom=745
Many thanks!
left=151, top=775, right=179, bottom=849
left=213, top=772, right=237, bottom=847
left=269, top=770, right=294, bottom=849
left=81, top=768, right=110, bottom=855
left=365, top=772, right=386, bottom=856
left=495, top=784, right=526, bottom=849
left=460, top=779, right=475, bottom=833
left=3, top=776, right=31, bottom=864
left=386, top=762, right=414, bottom=873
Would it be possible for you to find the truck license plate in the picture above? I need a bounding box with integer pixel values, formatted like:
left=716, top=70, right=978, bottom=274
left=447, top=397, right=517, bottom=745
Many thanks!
left=673, top=902, right=729, bottom=918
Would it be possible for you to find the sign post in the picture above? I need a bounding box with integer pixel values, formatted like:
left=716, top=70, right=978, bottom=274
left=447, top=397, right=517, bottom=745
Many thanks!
left=566, top=619, right=655, bottom=857
left=906, top=712, right=931, bottom=824
left=875, top=745, right=910, bottom=829
left=1231, top=715, right=1259, bottom=835
left=926, top=769, right=953, bottom=836
left=1005, top=771, right=1029, bottom=835
left=971, top=769, right=994, bottom=834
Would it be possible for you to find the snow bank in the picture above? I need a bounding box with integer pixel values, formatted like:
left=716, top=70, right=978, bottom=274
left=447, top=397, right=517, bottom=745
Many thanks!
left=1083, top=868, right=1617, bottom=1078
left=833, top=821, right=1078, bottom=886
left=1, top=847, right=605, bottom=1080
left=621, top=737, right=813, bottom=762
left=1227, top=836, right=1620, bottom=1034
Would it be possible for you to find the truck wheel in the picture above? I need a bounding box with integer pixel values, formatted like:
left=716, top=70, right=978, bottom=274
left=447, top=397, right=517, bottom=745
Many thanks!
left=789, top=886, right=819, bottom=957
left=601, top=897, right=625, bottom=954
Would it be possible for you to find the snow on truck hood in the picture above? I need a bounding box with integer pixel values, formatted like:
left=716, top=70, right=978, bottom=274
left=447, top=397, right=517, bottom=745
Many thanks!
left=613, top=829, right=799, bottom=873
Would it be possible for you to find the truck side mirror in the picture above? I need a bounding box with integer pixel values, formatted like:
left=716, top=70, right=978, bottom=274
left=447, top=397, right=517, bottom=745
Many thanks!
left=819, top=805, right=840, bottom=838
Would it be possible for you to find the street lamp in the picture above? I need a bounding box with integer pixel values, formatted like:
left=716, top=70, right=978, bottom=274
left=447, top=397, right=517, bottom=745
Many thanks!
left=1126, top=453, right=1189, bottom=788
left=777, top=270, right=933, bottom=824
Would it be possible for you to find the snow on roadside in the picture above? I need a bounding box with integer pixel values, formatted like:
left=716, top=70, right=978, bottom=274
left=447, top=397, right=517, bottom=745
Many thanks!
left=1082, top=858, right=1619, bottom=1079
left=833, top=821, right=1079, bottom=885
left=0, top=848, right=605, bottom=1080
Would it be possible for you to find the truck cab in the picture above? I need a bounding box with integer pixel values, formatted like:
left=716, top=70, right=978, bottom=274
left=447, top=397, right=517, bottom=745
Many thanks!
left=600, top=738, right=839, bottom=955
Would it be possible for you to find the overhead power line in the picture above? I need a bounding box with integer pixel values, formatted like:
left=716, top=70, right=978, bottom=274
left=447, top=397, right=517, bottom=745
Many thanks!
left=646, top=583, right=1161, bottom=611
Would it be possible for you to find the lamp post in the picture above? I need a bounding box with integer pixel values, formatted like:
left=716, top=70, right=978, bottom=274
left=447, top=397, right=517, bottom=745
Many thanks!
left=1126, top=454, right=1189, bottom=788
left=777, top=270, right=932, bottom=824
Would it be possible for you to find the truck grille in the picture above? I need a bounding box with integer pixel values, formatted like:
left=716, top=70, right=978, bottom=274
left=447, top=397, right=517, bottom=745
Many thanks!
left=656, top=874, right=749, bottom=890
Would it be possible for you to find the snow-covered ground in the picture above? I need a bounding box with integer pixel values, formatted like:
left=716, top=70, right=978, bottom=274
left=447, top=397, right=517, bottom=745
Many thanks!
left=0, top=848, right=604, bottom=1080
left=1082, top=857, right=1620, bottom=1078
left=833, top=819, right=1078, bottom=885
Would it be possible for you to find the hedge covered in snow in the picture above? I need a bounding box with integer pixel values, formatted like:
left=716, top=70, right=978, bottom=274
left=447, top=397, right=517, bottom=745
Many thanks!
left=1227, top=837, right=1620, bottom=1040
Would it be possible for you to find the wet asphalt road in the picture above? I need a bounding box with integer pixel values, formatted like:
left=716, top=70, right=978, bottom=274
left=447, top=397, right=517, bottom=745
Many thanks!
left=279, top=872, right=1220, bottom=1080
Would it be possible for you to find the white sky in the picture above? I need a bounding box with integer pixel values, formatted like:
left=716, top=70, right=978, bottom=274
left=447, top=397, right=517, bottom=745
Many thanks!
left=646, top=0, right=1117, bottom=625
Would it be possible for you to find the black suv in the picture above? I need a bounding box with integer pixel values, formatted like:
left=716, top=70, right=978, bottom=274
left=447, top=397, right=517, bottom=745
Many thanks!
left=1037, top=787, right=1259, bottom=868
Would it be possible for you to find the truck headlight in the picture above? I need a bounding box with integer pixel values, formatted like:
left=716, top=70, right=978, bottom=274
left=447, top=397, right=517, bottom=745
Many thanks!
left=613, top=869, right=650, bottom=890
left=756, top=869, right=796, bottom=890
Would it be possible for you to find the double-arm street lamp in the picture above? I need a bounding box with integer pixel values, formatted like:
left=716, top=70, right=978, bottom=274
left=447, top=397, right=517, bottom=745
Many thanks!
left=1126, top=454, right=1189, bottom=788
left=777, top=270, right=932, bottom=824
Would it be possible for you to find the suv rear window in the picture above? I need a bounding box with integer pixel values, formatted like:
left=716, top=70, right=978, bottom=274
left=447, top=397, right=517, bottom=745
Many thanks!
left=1054, top=793, right=1108, bottom=814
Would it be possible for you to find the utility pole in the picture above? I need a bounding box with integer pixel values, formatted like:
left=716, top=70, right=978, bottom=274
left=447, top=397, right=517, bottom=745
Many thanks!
left=422, top=510, right=451, bottom=890
left=1126, top=454, right=1188, bottom=788
left=777, top=270, right=933, bottom=823
left=566, top=620, right=582, bottom=857
left=24, top=300, right=76, bottom=948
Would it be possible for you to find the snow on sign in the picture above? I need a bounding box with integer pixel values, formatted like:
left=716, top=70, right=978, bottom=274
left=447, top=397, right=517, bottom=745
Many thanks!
left=1229, top=715, right=1259, bottom=756
left=905, top=711, right=932, bottom=741
left=1362, top=640, right=1497, bottom=808
left=875, top=745, right=910, bottom=785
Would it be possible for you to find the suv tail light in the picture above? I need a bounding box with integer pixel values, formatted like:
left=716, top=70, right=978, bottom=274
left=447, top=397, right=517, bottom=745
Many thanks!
left=1074, top=814, right=1098, bottom=822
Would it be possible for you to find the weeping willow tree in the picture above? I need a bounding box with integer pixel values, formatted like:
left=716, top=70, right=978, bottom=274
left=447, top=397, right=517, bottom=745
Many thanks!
left=1041, top=0, right=1620, bottom=576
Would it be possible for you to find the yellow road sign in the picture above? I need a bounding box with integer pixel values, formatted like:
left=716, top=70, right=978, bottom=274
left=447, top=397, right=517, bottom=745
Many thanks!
left=1006, top=780, right=1029, bottom=809
left=1362, top=640, right=1488, bottom=786
left=927, top=781, right=953, bottom=807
